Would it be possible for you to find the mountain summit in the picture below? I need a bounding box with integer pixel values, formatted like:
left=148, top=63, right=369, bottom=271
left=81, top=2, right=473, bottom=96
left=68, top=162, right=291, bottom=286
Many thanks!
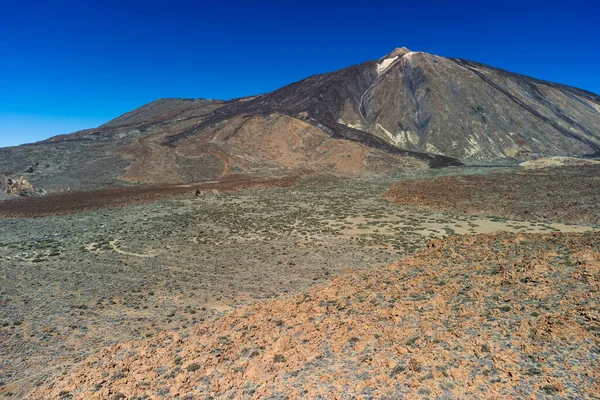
left=1, top=48, right=599, bottom=190
left=356, top=48, right=600, bottom=159
left=381, top=47, right=412, bottom=59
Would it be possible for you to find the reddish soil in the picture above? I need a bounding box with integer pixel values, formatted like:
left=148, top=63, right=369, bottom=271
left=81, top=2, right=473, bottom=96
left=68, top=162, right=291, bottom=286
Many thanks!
left=383, top=165, right=600, bottom=226
left=31, top=231, right=600, bottom=399
left=0, top=174, right=303, bottom=218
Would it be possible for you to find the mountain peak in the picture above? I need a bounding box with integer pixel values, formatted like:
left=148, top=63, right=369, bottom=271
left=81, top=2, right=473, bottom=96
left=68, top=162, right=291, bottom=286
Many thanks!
left=381, top=47, right=412, bottom=60
left=377, top=47, right=413, bottom=74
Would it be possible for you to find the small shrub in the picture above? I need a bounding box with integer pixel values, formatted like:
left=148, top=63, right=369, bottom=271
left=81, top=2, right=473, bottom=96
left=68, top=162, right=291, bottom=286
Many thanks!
left=390, top=364, right=406, bottom=377
left=273, top=354, right=286, bottom=363
left=542, top=385, right=558, bottom=395
left=186, top=363, right=201, bottom=372
left=348, top=337, right=360, bottom=345
left=405, top=336, right=419, bottom=346
left=525, top=366, right=542, bottom=376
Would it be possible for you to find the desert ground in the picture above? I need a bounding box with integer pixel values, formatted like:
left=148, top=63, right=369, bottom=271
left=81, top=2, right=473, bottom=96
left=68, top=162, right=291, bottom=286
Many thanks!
left=1, top=165, right=599, bottom=399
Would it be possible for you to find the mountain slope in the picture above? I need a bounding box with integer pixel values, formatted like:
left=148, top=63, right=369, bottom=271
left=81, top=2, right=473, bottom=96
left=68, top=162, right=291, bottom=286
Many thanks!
left=160, top=47, right=600, bottom=160
left=2, top=47, right=599, bottom=191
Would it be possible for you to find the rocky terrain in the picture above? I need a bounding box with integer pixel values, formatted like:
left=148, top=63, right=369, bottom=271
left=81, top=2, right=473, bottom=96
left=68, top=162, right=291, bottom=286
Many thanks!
left=1, top=166, right=598, bottom=399
left=0, top=175, right=41, bottom=199
left=155, top=47, right=600, bottom=161
left=3, top=47, right=600, bottom=193
left=30, top=231, right=600, bottom=399
left=2, top=46, right=600, bottom=399
left=519, top=156, right=600, bottom=170
left=384, top=164, right=600, bottom=226
left=0, top=104, right=443, bottom=193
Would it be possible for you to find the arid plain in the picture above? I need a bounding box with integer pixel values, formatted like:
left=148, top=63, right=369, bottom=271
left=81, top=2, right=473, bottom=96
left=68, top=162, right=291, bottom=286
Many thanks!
left=1, top=164, right=599, bottom=398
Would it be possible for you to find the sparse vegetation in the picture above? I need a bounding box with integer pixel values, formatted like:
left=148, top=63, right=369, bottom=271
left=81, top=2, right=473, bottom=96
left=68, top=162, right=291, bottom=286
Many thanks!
left=186, top=363, right=201, bottom=372
left=2, top=166, right=598, bottom=398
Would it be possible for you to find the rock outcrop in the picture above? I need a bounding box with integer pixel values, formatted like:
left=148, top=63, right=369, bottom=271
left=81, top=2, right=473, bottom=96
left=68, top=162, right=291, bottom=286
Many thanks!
left=0, top=174, right=41, bottom=197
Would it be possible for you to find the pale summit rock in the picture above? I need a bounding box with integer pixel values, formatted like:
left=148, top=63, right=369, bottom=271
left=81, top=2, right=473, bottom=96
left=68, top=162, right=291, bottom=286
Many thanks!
left=380, top=47, right=412, bottom=60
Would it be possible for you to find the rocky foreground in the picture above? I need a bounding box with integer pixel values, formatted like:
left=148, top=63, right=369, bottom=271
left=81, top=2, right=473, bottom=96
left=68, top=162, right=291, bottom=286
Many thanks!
left=31, top=231, right=600, bottom=399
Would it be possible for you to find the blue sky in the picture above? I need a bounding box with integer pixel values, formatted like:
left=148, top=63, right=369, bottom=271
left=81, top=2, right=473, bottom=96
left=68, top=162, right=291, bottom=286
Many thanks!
left=1, top=0, right=598, bottom=147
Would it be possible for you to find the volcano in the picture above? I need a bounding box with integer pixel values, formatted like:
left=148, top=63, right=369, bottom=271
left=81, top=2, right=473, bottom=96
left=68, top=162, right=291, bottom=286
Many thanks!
left=2, top=48, right=599, bottom=190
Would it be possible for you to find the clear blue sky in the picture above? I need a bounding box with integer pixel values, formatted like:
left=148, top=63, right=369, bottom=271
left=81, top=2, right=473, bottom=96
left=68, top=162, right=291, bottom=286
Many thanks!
left=1, top=0, right=598, bottom=147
